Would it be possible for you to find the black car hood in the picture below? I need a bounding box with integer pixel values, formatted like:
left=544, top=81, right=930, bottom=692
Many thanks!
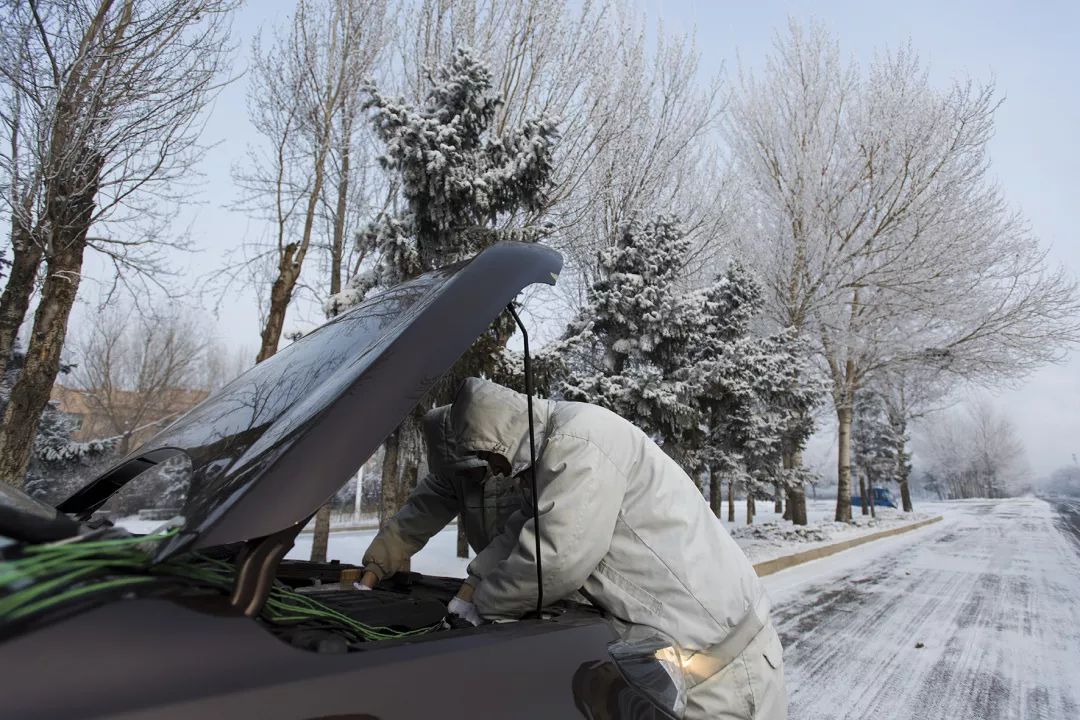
left=58, top=242, right=562, bottom=560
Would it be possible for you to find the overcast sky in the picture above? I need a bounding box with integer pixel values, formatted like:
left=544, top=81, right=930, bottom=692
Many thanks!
left=73, top=0, right=1079, bottom=477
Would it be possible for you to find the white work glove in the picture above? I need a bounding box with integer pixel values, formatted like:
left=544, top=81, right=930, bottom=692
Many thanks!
left=448, top=596, right=482, bottom=626
left=353, top=582, right=372, bottom=591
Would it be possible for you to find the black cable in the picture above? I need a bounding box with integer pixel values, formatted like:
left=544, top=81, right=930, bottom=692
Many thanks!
left=506, top=303, right=543, bottom=617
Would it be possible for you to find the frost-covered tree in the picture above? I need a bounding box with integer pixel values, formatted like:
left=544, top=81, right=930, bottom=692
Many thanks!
left=726, top=21, right=1080, bottom=522
left=328, top=47, right=557, bottom=310
left=687, top=263, right=770, bottom=520
left=230, top=0, right=390, bottom=365
left=73, top=303, right=207, bottom=455
left=761, top=332, right=821, bottom=525
left=0, top=0, right=237, bottom=486
left=562, top=220, right=822, bottom=524
left=919, top=398, right=1028, bottom=499
left=394, top=0, right=729, bottom=317
left=871, top=366, right=950, bottom=511
left=852, top=392, right=901, bottom=517
left=690, top=266, right=821, bottom=525
left=561, top=216, right=702, bottom=452
left=327, top=47, right=558, bottom=520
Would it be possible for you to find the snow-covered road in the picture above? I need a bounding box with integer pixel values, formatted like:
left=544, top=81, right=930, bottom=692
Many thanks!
left=768, top=497, right=1080, bottom=720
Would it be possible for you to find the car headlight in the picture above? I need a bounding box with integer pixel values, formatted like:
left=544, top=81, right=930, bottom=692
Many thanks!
left=608, top=632, right=688, bottom=719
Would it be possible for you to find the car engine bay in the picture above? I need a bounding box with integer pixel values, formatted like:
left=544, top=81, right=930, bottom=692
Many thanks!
left=1, top=512, right=605, bottom=656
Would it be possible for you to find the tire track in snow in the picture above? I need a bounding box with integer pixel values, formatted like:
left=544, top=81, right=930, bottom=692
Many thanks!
left=765, top=499, right=1080, bottom=720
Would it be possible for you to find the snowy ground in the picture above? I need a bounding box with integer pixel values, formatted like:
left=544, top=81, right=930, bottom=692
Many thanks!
left=289, top=523, right=474, bottom=577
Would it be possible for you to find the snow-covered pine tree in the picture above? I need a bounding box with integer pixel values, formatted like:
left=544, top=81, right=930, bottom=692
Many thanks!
left=852, top=391, right=900, bottom=517
left=326, top=47, right=559, bottom=522
left=326, top=46, right=558, bottom=313
left=881, top=396, right=914, bottom=511
left=690, top=264, right=821, bottom=524
left=563, top=226, right=822, bottom=525
left=762, top=330, right=821, bottom=525
left=561, top=216, right=703, bottom=458
left=2, top=344, right=114, bottom=501
left=692, top=262, right=801, bottom=524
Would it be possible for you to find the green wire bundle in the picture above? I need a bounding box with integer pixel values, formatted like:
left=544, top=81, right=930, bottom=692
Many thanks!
left=1, top=530, right=440, bottom=642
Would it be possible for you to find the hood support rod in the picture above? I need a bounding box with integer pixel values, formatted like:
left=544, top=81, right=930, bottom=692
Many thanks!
left=506, top=303, right=543, bottom=617
left=229, top=522, right=303, bottom=617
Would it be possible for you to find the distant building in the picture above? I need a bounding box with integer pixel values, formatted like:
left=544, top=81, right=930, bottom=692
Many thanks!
left=50, top=385, right=209, bottom=453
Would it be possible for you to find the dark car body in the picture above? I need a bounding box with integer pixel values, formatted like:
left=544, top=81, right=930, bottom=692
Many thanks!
left=0, top=243, right=679, bottom=720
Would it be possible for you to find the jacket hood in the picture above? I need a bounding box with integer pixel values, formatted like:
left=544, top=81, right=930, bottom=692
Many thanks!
left=449, top=378, right=552, bottom=477
left=422, top=405, right=485, bottom=477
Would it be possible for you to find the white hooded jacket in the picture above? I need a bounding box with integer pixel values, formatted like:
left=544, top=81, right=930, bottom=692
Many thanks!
left=361, top=405, right=523, bottom=581
left=453, top=378, right=769, bottom=654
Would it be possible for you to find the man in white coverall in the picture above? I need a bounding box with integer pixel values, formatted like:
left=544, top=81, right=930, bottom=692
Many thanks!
left=448, top=377, right=786, bottom=720
left=357, top=405, right=522, bottom=597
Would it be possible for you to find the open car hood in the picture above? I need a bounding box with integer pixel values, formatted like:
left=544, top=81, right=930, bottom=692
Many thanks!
left=58, top=243, right=562, bottom=560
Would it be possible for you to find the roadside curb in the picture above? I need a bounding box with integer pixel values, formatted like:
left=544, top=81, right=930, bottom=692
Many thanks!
left=752, top=515, right=944, bottom=577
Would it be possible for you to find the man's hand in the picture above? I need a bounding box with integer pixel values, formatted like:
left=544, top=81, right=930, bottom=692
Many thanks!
left=359, top=571, right=378, bottom=589
left=448, top=596, right=482, bottom=626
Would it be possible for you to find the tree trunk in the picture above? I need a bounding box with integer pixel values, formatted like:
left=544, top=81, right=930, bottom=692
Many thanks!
left=900, top=478, right=914, bottom=512
left=378, top=431, right=400, bottom=525
left=787, top=486, right=808, bottom=525
left=309, top=504, right=332, bottom=562
left=835, top=404, right=854, bottom=522
left=0, top=154, right=99, bottom=486
left=375, top=427, right=417, bottom=574
left=859, top=472, right=869, bottom=516
left=746, top=494, right=754, bottom=525
left=894, top=430, right=913, bottom=511
left=457, top=516, right=468, bottom=558
left=256, top=244, right=301, bottom=363
left=255, top=135, right=327, bottom=364
left=378, top=413, right=424, bottom=530
left=330, top=123, right=351, bottom=297
left=353, top=465, right=364, bottom=519
left=774, top=483, right=783, bottom=514
left=0, top=232, right=43, bottom=377
left=398, top=443, right=419, bottom=573
left=782, top=448, right=808, bottom=525
left=728, top=479, right=735, bottom=523
left=709, top=466, right=722, bottom=518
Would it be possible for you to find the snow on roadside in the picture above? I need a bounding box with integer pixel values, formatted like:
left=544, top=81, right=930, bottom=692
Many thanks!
left=289, top=526, right=473, bottom=578
left=731, top=506, right=937, bottom=563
